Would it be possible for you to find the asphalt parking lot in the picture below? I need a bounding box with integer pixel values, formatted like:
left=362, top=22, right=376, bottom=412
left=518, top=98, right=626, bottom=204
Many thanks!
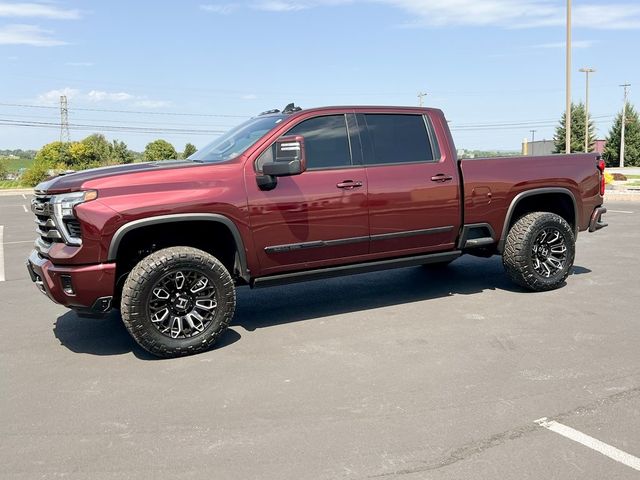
left=1, top=192, right=639, bottom=479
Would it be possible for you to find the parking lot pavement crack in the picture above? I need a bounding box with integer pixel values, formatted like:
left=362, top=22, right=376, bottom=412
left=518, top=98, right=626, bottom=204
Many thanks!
left=370, top=424, right=540, bottom=477
left=370, top=385, right=640, bottom=478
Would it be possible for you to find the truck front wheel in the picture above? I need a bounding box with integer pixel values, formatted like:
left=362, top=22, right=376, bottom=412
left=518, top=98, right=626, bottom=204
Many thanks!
left=120, top=247, right=236, bottom=358
left=502, top=212, right=575, bottom=292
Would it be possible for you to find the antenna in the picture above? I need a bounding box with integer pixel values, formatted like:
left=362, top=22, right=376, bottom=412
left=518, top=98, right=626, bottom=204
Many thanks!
left=59, top=95, right=70, bottom=143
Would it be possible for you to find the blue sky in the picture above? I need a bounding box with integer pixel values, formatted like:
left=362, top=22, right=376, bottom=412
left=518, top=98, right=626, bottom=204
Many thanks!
left=1, top=0, right=639, bottom=152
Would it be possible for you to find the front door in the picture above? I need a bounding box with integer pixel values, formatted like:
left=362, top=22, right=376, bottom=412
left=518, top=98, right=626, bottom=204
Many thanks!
left=245, top=113, right=369, bottom=276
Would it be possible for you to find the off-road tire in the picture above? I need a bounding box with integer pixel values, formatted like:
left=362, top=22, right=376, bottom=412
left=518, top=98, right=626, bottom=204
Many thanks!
left=502, top=212, right=575, bottom=292
left=120, top=247, right=236, bottom=358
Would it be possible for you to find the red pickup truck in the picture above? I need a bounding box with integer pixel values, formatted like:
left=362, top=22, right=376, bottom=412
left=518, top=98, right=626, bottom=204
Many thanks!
left=27, top=105, right=608, bottom=357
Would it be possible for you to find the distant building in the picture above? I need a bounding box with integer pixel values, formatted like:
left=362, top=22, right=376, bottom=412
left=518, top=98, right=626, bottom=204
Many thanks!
left=522, top=139, right=607, bottom=156
left=522, top=139, right=555, bottom=156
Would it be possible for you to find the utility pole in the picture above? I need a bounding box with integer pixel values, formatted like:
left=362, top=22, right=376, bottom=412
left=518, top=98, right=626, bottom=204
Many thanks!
left=565, top=0, right=572, bottom=154
left=620, top=83, right=631, bottom=168
left=417, top=92, right=428, bottom=107
left=530, top=130, right=537, bottom=156
left=59, top=95, right=70, bottom=143
left=579, top=67, right=595, bottom=152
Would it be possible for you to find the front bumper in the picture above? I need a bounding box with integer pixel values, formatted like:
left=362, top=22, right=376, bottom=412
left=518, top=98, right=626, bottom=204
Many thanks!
left=27, top=250, right=116, bottom=315
left=588, top=206, right=608, bottom=232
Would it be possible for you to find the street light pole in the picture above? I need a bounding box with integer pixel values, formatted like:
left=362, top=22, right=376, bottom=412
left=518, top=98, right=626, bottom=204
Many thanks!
left=530, top=130, right=537, bottom=156
left=418, top=92, right=427, bottom=107
left=565, top=0, right=572, bottom=154
left=620, top=83, right=631, bottom=168
left=579, top=67, right=595, bottom=152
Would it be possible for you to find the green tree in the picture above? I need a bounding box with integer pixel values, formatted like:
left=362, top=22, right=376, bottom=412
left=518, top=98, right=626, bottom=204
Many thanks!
left=603, top=104, right=640, bottom=167
left=111, top=140, right=135, bottom=164
left=0, top=159, right=8, bottom=179
left=33, top=141, right=68, bottom=169
left=182, top=143, right=197, bottom=159
left=144, top=139, right=178, bottom=161
left=553, top=103, right=596, bottom=154
left=80, top=134, right=111, bottom=165
left=21, top=163, right=50, bottom=187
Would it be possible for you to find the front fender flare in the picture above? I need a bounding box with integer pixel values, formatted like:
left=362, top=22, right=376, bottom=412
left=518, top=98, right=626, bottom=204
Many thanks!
left=107, top=213, right=249, bottom=282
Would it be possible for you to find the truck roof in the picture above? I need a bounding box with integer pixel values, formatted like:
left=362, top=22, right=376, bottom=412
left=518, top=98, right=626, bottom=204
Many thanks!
left=260, top=105, right=442, bottom=118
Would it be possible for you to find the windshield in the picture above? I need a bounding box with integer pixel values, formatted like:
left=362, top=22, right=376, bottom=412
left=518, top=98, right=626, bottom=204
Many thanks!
left=189, top=114, right=287, bottom=162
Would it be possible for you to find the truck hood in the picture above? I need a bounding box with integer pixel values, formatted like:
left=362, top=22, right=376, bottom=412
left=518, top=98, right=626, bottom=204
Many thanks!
left=35, top=160, right=198, bottom=194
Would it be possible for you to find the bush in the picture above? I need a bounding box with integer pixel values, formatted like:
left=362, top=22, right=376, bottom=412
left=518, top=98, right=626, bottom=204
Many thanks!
left=611, top=173, right=627, bottom=181
left=0, top=159, right=8, bottom=180
left=21, top=163, right=50, bottom=187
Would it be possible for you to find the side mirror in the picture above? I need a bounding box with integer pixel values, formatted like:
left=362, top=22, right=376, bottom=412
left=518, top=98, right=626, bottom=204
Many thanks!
left=262, top=136, right=307, bottom=177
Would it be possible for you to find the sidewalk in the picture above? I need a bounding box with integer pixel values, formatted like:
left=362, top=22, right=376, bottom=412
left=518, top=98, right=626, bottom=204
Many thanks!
left=0, top=188, right=33, bottom=197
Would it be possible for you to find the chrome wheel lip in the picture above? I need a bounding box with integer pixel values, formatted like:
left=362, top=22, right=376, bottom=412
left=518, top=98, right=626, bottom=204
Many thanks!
left=531, top=227, right=568, bottom=278
left=147, top=268, right=218, bottom=339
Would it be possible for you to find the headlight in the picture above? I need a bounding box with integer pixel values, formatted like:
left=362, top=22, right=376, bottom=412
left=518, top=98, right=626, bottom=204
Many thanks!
left=50, top=190, right=98, bottom=245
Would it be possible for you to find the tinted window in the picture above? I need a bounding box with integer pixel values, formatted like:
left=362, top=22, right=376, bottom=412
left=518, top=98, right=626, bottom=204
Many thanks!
left=286, top=115, right=352, bottom=169
left=191, top=115, right=286, bottom=163
left=364, top=114, right=434, bottom=165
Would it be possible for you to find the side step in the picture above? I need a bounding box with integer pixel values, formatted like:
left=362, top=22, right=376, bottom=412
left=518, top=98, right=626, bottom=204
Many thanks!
left=252, top=251, right=462, bottom=288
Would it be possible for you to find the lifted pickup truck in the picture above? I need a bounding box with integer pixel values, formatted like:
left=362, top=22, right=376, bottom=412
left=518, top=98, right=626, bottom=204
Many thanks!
left=27, top=105, right=608, bottom=357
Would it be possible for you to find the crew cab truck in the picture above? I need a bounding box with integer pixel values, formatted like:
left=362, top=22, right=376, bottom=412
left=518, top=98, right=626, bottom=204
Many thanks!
left=27, top=105, right=608, bottom=358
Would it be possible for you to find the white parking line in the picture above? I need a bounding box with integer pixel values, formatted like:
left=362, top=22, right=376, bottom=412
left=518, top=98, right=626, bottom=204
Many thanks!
left=22, top=193, right=26, bottom=200
left=607, top=210, right=634, bottom=214
left=3, top=240, right=34, bottom=245
left=0, top=226, right=5, bottom=282
left=535, top=418, right=640, bottom=471
left=22, top=204, right=28, bottom=213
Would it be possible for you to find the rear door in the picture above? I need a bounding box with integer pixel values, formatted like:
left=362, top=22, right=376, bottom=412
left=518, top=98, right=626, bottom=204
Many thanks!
left=358, top=112, right=461, bottom=255
left=245, top=113, right=369, bottom=276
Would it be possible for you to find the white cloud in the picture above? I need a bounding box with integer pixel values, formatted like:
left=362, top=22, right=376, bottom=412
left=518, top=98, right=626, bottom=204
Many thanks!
left=0, top=24, right=67, bottom=46
left=0, top=2, right=81, bottom=20
left=248, top=0, right=640, bottom=29
left=65, top=61, right=94, bottom=67
left=36, top=87, right=80, bottom=104
left=253, top=1, right=311, bottom=11
left=35, top=88, right=170, bottom=108
left=533, top=40, right=596, bottom=49
left=132, top=99, right=172, bottom=108
left=200, top=3, right=239, bottom=14
left=87, top=90, right=134, bottom=102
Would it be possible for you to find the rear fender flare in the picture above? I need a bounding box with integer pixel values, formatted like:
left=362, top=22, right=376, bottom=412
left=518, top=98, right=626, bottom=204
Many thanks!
left=497, top=187, right=578, bottom=252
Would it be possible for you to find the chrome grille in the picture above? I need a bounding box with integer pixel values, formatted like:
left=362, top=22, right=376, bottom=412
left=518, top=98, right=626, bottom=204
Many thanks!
left=31, top=193, right=84, bottom=254
left=65, top=219, right=82, bottom=238
left=31, top=194, right=59, bottom=255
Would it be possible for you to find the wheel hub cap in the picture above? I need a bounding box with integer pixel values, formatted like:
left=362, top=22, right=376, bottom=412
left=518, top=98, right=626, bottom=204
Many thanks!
left=148, top=270, right=218, bottom=339
left=531, top=228, right=567, bottom=278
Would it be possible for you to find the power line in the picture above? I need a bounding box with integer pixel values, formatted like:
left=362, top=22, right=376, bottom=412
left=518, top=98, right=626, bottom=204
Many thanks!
left=0, top=111, right=237, bottom=129
left=0, top=102, right=249, bottom=118
left=0, top=118, right=225, bottom=136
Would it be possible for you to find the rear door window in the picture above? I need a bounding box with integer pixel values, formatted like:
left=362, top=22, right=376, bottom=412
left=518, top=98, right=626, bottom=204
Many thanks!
left=363, top=114, right=435, bottom=165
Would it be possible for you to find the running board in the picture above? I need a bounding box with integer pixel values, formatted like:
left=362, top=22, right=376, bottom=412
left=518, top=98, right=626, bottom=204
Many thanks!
left=252, top=251, right=462, bottom=288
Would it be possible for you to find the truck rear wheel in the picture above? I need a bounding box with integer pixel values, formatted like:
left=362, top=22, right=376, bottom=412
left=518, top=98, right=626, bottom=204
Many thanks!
left=502, top=212, right=575, bottom=292
left=120, top=246, right=236, bottom=358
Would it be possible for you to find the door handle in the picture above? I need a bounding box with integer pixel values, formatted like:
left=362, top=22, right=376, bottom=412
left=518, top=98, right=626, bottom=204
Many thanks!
left=431, top=174, right=453, bottom=183
left=336, top=180, right=363, bottom=189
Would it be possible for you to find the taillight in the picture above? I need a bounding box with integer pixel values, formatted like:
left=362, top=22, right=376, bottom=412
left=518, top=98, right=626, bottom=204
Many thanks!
left=597, top=157, right=605, bottom=196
